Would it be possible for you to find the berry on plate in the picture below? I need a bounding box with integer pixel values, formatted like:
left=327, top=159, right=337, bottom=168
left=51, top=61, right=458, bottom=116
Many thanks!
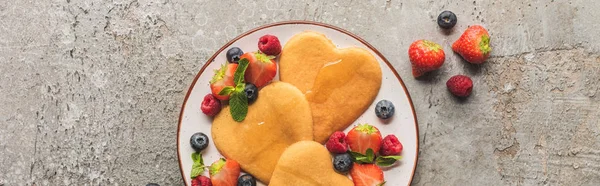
left=258, top=35, right=281, bottom=55
left=375, top=100, right=394, bottom=119
left=437, top=11, right=457, bottom=29
left=190, top=132, right=210, bottom=152
left=210, top=63, right=238, bottom=100
left=243, top=83, right=258, bottom=105
left=350, top=163, right=385, bottom=186
left=409, top=40, right=445, bottom=77
left=191, top=176, right=212, bottom=186
left=346, top=124, right=382, bottom=155
left=240, top=52, right=277, bottom=88
left=446, top=75, right=473, bottom=97
left=333, top=153, right=353, bottom=173
left=452, top=25, right=491, bottom=64
left=226, top=47, right=244, bottom=63
left=380, top=135, right=403, bottom=156
left=237, top=174, right=257, bottom=186
left=209, top=158, right=240, bottom=186
left=326, top=131, right=349, bottom=154
left=201, top=94, right=221, bottom=116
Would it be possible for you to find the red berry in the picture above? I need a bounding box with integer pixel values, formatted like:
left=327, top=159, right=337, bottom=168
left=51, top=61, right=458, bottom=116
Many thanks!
left=258, top=35, right=282, bottom=55
left=452, top=25, right=491, bottom=64
left=326, top=131, right=349, bottom=154
left=380, top=135, right=403, bottom=156
left=446, top=75, right=473, bottom=97
left=191, top=176, right=212, bottom=186
left=345, top=124, right=382, bottom=155
left=408, top=40, right=445, bottom=77
left=201, top=94, right=222, bottom=116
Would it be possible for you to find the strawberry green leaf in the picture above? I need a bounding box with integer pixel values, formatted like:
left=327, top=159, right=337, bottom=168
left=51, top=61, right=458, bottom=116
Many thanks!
left=229, top=90, right=248, bottom=122
left=356, top=124, right=379, bottom=134
left=234, top=58, right=249, bottom=88
left=218, top=86, right=236, bottom=96
left=375, top=155, right=402, bottom=167
left=209, top=158, right=226, bottom=176
left=210, top=64, right=226, bottom=84
left=479, top=35, right=491, bottom=56
left=377, top=181, right=387, bottom=186
left=190, top=152, right=205, bottom=179
left=254, top=52, right=274, bottom=64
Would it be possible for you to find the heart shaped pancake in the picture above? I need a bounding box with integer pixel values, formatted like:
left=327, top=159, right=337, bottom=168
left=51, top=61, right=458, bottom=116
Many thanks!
left=212, top=82, right=314, bottom=183
left=269, top=141, right=353, bottom=186
left=279, top=31, right=382, bottom=143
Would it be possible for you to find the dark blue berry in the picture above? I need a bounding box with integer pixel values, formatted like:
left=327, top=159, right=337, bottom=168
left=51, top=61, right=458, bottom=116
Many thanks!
left=437, top=11, right=457, bottom=29
left=226, top=47, right=244, bottom=63
left=190, top=132, right=209, bottom=152
left=375, top=100, right=395, bottom=119
left=244, top=83, right=258, bottom=104
left=237, top=174, right=257, bottom=186
left=333, top=153, right=353, bottom=173
left=146, top=184, right=160, bottom=186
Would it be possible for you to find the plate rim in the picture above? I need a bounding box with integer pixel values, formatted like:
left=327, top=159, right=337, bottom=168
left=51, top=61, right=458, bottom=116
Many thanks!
left=176, top=20, right=419, bottom=186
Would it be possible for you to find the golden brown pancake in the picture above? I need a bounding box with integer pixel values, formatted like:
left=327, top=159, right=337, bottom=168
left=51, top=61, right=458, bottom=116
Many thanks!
left=212, top=82, right=314, bottom=183
left=279, top=31, right=382, bottom=143
left=269, top=141, right=354, bottom=186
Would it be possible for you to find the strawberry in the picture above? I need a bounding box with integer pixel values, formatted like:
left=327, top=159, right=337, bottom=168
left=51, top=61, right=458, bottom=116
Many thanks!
left=452, top=25, right=491, bottom=64
left=209, top=158, right=240, bottom=186
left=240, top=52, right=277, bottom=88
left=408, top=40, right=445, bottom=77
left=210, top=63, right=238, bottom=100
left=345, top=124, right=382, bottom=155
left=350, top=163, right=385, bottom=186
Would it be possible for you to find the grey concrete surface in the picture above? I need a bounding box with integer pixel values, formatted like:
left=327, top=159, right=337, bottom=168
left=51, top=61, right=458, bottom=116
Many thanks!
left=1, top=0, right=599, bottom=185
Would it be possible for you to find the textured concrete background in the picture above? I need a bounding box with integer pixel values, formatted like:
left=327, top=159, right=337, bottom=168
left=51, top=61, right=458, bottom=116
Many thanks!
left=1, top=0, right=599, bottom=185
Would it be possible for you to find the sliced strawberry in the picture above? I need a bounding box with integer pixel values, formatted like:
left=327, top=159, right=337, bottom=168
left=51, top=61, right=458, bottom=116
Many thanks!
left=346, top=124, right=383, bottom=155
left=350, top=163, right=385, bottom=186
left=209, top=158, right=240, bottom=186
left=210, top=63, right=238, bottom=100
left=240, top=52, right=277, bottom=88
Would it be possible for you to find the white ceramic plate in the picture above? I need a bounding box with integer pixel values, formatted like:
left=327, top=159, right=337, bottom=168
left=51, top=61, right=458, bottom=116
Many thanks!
left=177, top=21, right=418, bottom=186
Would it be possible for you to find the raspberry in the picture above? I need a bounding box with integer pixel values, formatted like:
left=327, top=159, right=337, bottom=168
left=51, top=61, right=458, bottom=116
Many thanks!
left=380, top=135, right=403, bottom=156
left=258, top=35, right=282, bottom=55
left=326, top=131, right=349, bottom=154
left=201, top=94, right=221, bottom=116
left=191, top=176, right=212, bottom=186
left=446, top=75, right=473, bottom=97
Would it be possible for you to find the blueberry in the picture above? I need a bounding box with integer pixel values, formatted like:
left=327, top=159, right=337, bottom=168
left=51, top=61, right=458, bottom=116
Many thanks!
left=333, top=153, right=353, bottom=173
left=226, top=47, right=244, bottom=63
left=375, top=100, right=395, bottom=119
left=146, top=184, right=160, bottom=186
left=437, top=11, right=457, bottom=29
left=190, top=132, right=209, bottom=152
left=244, top=83, right=258, bottom=104
left=237, top=174, right=257, bottom=186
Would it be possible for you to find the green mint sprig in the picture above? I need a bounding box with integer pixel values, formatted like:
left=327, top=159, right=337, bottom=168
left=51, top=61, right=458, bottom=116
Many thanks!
left=217, top=58, right=250, bottom=122
left=349, top=148, right=402, bottom=166
left=190, top=152, right=205, bottom=179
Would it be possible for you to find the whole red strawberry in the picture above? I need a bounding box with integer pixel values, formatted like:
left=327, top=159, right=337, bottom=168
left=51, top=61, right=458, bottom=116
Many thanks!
left=209, top=158, right=240, bottom=186
left=240, top=52, right=277, bottom=88
left=380, top=135, right=403, bottom=156
left=350, top=163, right=385, bottom=186
left=326, top=131, right=349, bottom=154
left=452, top=25, right=491, bottom=64
left=201, top=94, right=221, bottom=116
left=346, top=124, right=382, bottom=155
left=446, top=75, right=473, bottom=97
left=408, top=40, right=445, bottom=77
left=191, top=176, right=212, bottom=186
left=258, top=35, right=282, bottom=55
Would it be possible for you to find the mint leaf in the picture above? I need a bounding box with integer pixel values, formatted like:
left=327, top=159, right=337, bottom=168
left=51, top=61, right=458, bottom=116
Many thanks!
left=234, top=58, right=249, bottom=88
left=229, top=90, right=248, bottom=122
left=375, top=155, right=402, bottom=167
left=349, top=149, right=375, bottom=164
left=190, top=152, right=205, bottom=179
left=218, top=86, right=236, bottom=96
